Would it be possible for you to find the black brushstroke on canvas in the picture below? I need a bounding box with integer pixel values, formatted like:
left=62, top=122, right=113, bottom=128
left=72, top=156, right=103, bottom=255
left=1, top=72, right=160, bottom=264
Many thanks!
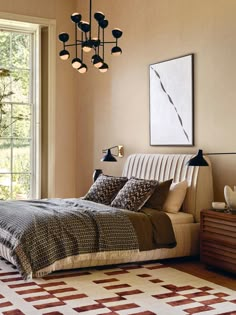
left=151, top=67, right=190, bottom=143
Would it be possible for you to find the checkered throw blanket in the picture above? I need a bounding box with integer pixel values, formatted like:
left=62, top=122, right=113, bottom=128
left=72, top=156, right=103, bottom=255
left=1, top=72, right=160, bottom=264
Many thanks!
left=0, top=199, right=139, bottom=279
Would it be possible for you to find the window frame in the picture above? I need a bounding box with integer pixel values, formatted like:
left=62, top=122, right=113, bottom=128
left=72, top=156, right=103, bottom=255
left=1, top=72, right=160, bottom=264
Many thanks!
left=0, top=13, right=56, bottom=199
left=0, top=22, right=40, bottom=199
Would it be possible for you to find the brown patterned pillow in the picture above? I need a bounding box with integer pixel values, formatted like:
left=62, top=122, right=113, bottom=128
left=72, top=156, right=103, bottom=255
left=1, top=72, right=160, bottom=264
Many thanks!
left=144, top=179, right=173, bottom=210
left=83, top=174, right=128, bottom=205
left=111, top=177, right=158, bottom=211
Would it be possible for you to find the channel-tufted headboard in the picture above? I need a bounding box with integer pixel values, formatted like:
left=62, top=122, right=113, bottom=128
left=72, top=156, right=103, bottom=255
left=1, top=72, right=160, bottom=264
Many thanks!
left=122, top=154, right=214, bottom=222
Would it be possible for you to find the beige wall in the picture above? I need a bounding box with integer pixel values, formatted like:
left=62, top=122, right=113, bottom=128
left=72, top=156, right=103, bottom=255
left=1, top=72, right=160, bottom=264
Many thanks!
left=76, top=0, right=236, bottom=201
left=1, top=0, right=235, bottom=201
left=0, top=0, right=78, bottom=197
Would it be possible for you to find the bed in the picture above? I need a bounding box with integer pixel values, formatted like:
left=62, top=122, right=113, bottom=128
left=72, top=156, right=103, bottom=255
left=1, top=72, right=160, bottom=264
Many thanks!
left=0, top=153, right=213, bottom=279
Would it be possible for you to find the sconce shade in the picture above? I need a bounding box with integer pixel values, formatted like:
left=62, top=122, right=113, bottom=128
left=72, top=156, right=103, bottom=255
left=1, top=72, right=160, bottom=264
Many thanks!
left=99, top=19, right=109, bottom=29
left=71, top=13, right=82, bottom=23
left=101, top=149, right=117, bottom=162
left=94, top=12, right=105, bottom=21
left=78, top=64, right=88, bottom=73
left=186, top=150, right=209, bottom=166
left=79, top=22, right=91, bottom=33
left=59, top=49, right=70, bottom=60
left=58, top=33, right=69, bottom=42
left=99, top=63, right=109, bottom=73
left=82, top=40, right=92, bottom=52
left=72, top=57, right=82, bottom=68
left=111, top=46, right=122, bottom=56
left=91, top=39, right=100, bottom=47
left=92, top=54, right=103, bottom=68
left=112, top=29, right=123, bottom=39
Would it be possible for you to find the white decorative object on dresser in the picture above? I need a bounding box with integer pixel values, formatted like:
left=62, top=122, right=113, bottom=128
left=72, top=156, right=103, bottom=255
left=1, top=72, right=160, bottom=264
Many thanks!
left=224, top=185, right=236, bottom=210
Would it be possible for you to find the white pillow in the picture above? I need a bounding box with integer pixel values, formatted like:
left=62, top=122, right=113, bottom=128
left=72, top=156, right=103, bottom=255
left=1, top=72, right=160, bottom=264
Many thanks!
left=163, top=180, right=188, bottom=213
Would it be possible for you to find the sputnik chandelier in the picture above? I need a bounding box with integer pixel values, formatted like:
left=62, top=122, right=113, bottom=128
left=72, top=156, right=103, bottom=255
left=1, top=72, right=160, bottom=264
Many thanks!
left=58, top=0, right=123, bottom=73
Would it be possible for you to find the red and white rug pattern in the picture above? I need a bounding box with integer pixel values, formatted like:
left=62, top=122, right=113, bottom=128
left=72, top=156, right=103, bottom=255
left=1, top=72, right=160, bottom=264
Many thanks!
left=0, top=258, right=235, bottom=315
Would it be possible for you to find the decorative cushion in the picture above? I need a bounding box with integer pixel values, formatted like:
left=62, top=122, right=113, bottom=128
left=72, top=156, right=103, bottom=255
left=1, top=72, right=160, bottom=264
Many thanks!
left=163, top=180, right=188, bottom=213
left=145, top=179, right=173, bottom=210
left=83, top=174, right=128, bottom=205
left=111, top=177, right=158, bottom=211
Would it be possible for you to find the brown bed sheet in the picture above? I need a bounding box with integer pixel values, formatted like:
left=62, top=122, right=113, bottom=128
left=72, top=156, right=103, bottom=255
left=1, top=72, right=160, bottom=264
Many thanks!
left=123, top=208, right=177, bottom=251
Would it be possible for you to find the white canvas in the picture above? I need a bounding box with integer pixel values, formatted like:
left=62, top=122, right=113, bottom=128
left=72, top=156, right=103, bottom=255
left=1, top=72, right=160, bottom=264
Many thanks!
left=150, top=54, right=193, bottom=146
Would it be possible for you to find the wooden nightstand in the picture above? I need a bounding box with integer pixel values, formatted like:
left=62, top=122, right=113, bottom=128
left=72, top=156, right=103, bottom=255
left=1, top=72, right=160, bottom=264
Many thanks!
left=200, top=209, right=236, bottom=274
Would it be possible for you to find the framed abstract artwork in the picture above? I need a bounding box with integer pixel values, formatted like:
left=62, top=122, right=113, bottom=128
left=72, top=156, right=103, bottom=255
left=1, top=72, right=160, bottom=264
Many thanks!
left=149, top=54, right=194, bottom=146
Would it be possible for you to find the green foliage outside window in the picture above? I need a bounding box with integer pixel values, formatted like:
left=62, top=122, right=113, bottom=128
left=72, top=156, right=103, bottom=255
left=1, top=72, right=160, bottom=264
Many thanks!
left=0, top=31, right=32, bottom=200
left=0, top=68, right=28, bottom=137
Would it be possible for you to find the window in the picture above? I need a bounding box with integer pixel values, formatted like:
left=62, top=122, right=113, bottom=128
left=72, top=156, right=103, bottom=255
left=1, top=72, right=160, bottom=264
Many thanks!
left=0, top=21, right=40, bottom=200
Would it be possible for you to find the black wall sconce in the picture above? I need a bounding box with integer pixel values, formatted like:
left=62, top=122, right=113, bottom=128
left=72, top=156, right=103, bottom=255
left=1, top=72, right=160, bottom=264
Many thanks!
left=187, top=149, right=236, bottom=166
left=92, top=145, right=124, bottom=182
left=101, top=145, right=124, bottom=162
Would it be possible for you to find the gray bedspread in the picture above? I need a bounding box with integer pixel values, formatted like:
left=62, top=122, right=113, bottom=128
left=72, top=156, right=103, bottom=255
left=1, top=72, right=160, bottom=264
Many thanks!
left=0, top=199, right=139, bottom=279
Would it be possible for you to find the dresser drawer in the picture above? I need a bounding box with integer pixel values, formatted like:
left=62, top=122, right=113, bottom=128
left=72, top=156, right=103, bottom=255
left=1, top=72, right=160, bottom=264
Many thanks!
left=200, top=209, right=236, bottom=274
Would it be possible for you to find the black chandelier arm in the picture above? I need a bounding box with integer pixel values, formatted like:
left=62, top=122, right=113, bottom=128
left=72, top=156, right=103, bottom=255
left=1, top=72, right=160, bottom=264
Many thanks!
left=102, top=27, right=105, bottom=60
left=81, top=32, right=84, bottom=61
left=74, top=23, right=78, bottom=57
left=89, top=0, right=92, bottom=40
left=64, top=42, right=82, bottom=48
left=96, top=24, right=100, bottom=56
left=98, top=24, right=100, bottom=42
left=101, top=40, right=118, bottom=44
left=97, top=25, right=100, bottom=55
left=63, top=40, right=118, bottom=49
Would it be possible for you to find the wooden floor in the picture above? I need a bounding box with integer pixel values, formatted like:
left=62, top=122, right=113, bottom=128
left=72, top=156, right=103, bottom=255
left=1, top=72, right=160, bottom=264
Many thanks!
left=163, top=256, right=236, bottom=291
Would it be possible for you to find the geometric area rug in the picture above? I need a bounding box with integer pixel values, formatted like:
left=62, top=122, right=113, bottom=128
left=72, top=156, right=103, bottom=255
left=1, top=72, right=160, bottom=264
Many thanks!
left=0, top=258, right=236, bottom=315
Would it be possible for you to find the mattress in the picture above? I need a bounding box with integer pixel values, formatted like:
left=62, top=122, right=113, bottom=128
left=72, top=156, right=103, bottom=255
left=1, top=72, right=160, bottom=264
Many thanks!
left=166, top=211, right=194, bottom=224
left=142, top=207, right=194, bottom=224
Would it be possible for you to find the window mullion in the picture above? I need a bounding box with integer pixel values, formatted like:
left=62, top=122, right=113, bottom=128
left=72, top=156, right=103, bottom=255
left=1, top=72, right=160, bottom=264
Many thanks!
left=9, top=32, right=13, bottom=199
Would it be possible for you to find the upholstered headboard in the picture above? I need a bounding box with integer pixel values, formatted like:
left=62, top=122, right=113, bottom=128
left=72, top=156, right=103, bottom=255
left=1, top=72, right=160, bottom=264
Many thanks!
left=122, top=154, right=214, bottom=222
